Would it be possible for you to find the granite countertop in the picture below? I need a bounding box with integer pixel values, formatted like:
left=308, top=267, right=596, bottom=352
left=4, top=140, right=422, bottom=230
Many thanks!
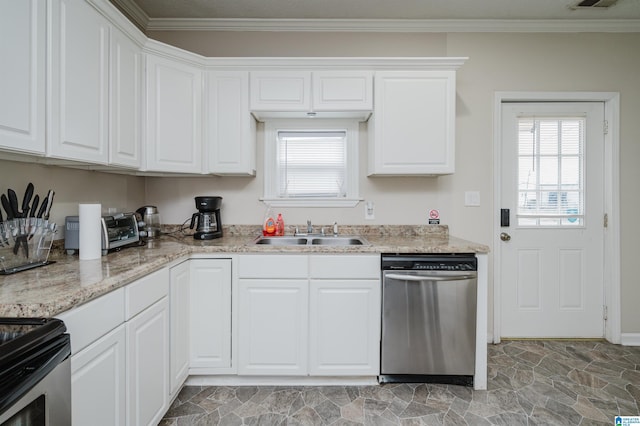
left=0, top=225, right=489, bottom=318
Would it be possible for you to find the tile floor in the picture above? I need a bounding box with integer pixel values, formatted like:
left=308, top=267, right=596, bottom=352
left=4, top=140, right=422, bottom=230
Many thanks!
left=159, top=340, right=640, bottom=425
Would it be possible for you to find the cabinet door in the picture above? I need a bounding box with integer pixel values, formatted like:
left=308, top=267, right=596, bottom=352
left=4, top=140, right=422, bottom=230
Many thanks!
left=110, top=27, right=141, bottom=168
left=145, top=54, right=202, bottom=173
left=250, top=71, right=311, bottom=111
left=49, top=0, right=109, bottom=164
left=206, top=71, right=256, bottom=176
left=71, top=324, right=126, bottom=426
left=0, top=0, right=45, bottom=154
left=369, top=71, right=456, bottom=175
left=309, top=280, right=380, bottom=376
left=312, top=71, right=373, bottom=111
left=190, top=259, right=232, bottom=371
left=170, top=261, right=190, bottom=394
left=238, top=279, right=308, bottom=375
left=127, top=298, right=169, bottom=426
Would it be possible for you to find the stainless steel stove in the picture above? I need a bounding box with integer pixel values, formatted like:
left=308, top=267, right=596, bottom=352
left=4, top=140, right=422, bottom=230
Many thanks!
left=0, top=318, right=71, bottom=425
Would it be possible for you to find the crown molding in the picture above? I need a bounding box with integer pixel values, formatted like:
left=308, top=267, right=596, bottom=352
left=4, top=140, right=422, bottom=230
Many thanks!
left=109, top=0, right=150, bottom=30
left=202, top=57, right=468, bottom=70
left=144, top=18, right=640, bottom=33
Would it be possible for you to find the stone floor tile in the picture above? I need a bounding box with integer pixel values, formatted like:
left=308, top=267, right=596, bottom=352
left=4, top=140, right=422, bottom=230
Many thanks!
left=314, top=399, right=342, bottom=424
left=302, top=388, right=327, bottom=408
left=399, top=401, right=442, bottom=419
left=485, top=411, right=528, bottom=426
left=364, top=398, right=391, bottom=416
left=163, top=401, right=207, bottom=419
left=320, top=386, right=353, bottom=407
left=160, top=341, right=640, bottom=425
left=194, top=410, right=221, bottom=426
left=572, top=395, right=610, bottom=423
left=341, top=397, right=365, bottom=423
left=235, top=386, right=259, bottom=403
left=218, top=412, right=242, bottom=426
left=288, top=406, right=324, bottom=426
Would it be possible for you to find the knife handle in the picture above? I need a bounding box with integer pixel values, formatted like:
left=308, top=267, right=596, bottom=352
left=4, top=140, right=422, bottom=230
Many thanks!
left=36, top=198, right=48, bottom=219
left=8, top=189, right=20, bottom=218
left=30, top=195, right=39, bottom=218
left=1, top=194, right=14, bottom=220
left=22, top=183, right=34, bottom=217
left=43, top=190, right=54, bottom=220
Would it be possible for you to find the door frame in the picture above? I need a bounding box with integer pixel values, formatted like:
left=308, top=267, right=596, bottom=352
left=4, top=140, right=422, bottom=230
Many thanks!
left=492, top=92, right=620, bottom=344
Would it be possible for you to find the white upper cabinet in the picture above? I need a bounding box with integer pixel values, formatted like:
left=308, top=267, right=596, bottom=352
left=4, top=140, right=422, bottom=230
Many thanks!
left=145, top=52, right=203, bottom=173
left=250, top=71, right=311, bottom=112
left=0, top=0, right=46, bottom=154
left=109, top=27, right=142, bottom=169
left=249, top=70, right=372, bottom=119
left=48, top=0, right=110, bottom=164
left=206, top=71, right=256, bottom=176
left=312, top=71, right=373, bottom=112
left=368, top=70, right=457, bottom=176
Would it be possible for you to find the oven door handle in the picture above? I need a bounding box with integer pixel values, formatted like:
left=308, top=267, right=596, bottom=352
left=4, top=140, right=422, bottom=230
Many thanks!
left=385, top=273, right=476, bottom=282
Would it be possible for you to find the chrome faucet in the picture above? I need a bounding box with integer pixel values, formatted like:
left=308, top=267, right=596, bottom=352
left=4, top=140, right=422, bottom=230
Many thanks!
left=307, top=220, right=313, bottom=234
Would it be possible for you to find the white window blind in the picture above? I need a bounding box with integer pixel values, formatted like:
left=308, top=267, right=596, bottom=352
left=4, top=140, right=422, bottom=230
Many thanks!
left=517, top=116, right=585, bottom=227
left=277, top=131, right=347, bottom=198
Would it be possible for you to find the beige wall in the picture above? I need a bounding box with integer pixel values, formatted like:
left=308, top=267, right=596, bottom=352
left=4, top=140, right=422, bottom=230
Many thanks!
left=145, top=30, right=640, bottom=335
left=2, top=30, right=637, bottom=334
left=0, top=159, right=146, bottom=231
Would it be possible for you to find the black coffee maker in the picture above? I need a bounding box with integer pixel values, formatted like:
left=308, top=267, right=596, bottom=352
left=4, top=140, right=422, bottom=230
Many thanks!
left=190, top=196, right=223, bottom=240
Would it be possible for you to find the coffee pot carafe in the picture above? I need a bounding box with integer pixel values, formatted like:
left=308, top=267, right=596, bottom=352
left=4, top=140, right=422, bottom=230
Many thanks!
left=136, top=205, right=161, bottom=239
left=189, top=196, right=222, bottom=240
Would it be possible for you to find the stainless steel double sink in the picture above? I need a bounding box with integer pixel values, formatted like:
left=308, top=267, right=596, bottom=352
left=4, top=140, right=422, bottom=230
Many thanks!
left=254, top=235, right=369, bottom=246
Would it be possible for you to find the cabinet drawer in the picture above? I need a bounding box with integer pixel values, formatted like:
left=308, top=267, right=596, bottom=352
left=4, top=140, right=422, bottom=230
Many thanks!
left=309, top=255, right=380, bottom=279
left=238, top=255, right=308, bottom=278
left=125, top=268, right=169, bottom=320
left=57, top=288, right=125, bottom=355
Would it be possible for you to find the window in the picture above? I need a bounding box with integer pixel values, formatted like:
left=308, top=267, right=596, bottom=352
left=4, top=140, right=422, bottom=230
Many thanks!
left=263, top=119, right=360, bottom=207
left=517, top=116, right=585, bottom=227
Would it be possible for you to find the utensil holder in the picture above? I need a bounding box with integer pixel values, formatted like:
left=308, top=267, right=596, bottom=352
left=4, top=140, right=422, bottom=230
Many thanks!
left=0, top=218, right=57, bottom=275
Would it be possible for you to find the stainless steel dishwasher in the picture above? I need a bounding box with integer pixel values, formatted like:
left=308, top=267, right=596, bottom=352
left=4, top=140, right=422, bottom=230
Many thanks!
left=380, top=254, right=477, bottom=386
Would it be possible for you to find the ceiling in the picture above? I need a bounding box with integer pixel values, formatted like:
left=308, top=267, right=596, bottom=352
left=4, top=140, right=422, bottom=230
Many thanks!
left=110, top=0, right=640, bottom=31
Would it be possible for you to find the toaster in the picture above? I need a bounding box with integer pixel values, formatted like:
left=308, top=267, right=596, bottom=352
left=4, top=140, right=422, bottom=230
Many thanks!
left=64, top=213, right=140, bottom=255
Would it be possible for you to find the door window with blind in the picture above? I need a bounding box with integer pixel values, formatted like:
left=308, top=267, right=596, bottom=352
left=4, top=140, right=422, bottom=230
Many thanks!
left=517, top=116, right=585, bottom=227
left=263, top=119, right=360, bottom=207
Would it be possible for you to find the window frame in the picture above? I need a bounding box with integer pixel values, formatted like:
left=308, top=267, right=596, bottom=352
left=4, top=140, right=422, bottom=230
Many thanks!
left=262, top=118, right=360, bottom=207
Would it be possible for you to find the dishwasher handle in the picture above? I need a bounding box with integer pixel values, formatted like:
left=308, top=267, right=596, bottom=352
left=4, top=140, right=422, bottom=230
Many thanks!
left=385, top=273, right=477, bottom=282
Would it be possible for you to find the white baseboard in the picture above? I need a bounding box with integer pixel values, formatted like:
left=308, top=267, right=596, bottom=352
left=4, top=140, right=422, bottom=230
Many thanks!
left=185, top=375, right=379, bottom=387
left=620, top=333, right=640, bottom=346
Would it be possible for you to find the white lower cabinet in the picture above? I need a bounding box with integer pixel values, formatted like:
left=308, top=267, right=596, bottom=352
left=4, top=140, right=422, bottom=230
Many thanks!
left=61, top=267, right=170, bottom=426
left=309, top=255, right=381, bottom=376
left=309, top=279, right=380, bottom=376
left=189, top=259, right=233, bottom=372
left=126, top=297, right=169, bottom=426
left=70, top=324, right=126, bottom=426
left=238, top=279, right=309, bottom=375
left=169, top=260, right=190, bottom=395
left=237, top=254, right=380, bottom=377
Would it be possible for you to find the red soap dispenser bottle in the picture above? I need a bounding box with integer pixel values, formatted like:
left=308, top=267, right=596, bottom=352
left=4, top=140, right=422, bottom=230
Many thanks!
left=275, top=213, right=285, bottom=236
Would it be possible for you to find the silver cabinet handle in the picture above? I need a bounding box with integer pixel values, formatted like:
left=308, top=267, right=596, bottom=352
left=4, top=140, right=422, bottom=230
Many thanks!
left=385, top=273, right=477, bottom=282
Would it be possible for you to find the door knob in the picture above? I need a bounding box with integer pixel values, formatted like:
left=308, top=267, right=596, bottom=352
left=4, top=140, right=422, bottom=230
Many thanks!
left=500, top=232, right=511, bottom=241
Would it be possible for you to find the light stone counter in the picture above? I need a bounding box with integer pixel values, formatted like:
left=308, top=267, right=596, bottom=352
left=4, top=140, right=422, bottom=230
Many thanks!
left=0, top=225, right=489, bottom=318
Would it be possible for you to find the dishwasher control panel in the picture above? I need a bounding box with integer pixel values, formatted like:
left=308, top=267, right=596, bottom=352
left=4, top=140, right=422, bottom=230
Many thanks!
left=381, top=254, right=477, bottom=271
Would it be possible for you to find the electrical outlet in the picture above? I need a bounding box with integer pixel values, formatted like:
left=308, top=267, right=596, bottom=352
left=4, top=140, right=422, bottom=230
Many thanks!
left=364, top=201, right=375, bottom=220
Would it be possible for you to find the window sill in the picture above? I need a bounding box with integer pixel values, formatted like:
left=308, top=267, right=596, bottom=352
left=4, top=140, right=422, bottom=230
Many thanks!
left=261, top=198, right=362, bottom=208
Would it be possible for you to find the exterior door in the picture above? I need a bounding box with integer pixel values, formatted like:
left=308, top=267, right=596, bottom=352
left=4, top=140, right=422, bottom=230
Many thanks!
left=500, top=102, right=605, bottom=338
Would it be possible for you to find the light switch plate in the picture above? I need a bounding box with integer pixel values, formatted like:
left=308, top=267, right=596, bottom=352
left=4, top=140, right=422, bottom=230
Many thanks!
left=465, top=191, right=481, bottom=207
